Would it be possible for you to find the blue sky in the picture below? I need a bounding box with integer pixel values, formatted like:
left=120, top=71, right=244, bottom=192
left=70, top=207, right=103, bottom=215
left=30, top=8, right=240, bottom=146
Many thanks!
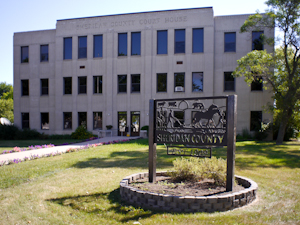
left=0, top=0, right=269, bottom=85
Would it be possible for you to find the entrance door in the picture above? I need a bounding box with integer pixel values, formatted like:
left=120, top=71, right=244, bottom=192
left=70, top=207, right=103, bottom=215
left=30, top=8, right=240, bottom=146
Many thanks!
left=131, top=111, right=140, bottom=136
left=118, top=112, right=127, bottom=136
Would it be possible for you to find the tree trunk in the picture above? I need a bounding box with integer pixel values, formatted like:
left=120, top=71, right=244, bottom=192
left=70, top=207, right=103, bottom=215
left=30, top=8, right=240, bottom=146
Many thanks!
left=276, top=121, right=288, bottom=144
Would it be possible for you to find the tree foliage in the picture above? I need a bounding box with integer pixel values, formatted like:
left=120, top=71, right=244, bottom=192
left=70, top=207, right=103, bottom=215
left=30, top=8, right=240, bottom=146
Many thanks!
left=0, top=82, right=14, bottom=123
left=233, top=0, right=300, bottom=144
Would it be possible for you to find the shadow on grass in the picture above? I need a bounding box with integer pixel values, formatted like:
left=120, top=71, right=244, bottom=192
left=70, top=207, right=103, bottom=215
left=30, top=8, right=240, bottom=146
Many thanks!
left=47, top=188, right=161, bottom=223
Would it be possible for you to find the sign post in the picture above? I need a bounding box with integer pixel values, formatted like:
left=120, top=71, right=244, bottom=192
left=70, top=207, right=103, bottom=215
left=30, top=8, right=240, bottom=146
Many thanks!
left=148, top=99, right=157, bottom=183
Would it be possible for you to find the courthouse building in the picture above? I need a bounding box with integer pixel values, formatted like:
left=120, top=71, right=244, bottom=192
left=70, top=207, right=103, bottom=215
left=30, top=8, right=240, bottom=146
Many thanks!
left=13, top=7, right=274, bottom=136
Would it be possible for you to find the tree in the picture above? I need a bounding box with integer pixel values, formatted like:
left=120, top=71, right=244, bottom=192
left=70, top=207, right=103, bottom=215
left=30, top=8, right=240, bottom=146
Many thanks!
left=233, top=0, right=300, bottom=144
left=0, top=82, right=14, bottom=122
left=0, top=82, right=12, bottom=98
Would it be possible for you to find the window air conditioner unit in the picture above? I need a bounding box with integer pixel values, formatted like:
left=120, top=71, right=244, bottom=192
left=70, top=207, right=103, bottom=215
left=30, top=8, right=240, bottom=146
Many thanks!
left=175, top=86, right=184, bottom=92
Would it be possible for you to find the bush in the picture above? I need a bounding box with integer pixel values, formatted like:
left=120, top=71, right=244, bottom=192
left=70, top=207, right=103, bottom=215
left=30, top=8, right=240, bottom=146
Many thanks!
left=71, top=126, right=93, bottom=139
left=16, top=129, right=42, bottom=140
left=168, top=157, right=227, bottom=186
left=0, top=125, right=19, bottom=140
left=141, top=125, right=149, bottom=136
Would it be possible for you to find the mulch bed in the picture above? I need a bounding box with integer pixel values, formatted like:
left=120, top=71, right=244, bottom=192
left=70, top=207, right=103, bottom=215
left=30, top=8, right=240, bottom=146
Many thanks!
left=130, top=176, right=245, bottom=197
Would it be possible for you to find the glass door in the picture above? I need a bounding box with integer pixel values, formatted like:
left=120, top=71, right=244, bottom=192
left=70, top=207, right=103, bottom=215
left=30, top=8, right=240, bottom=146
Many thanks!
left=118, top=112, right=127, bottom=136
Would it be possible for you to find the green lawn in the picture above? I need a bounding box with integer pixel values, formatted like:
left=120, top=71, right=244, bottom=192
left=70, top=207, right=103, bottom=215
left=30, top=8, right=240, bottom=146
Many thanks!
left=0, top=139, right=299, bottom=224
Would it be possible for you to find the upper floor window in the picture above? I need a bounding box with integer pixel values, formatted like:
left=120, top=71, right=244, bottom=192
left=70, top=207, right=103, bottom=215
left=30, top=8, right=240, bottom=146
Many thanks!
left=94, top=35, right=103, bottom=58
left=192, top=28, right=204, bottom=53
left=224, top=32, right=236, bottom=52
left=252, top=31, right=264, bottom=50
left=41, top=112, right=49, bottom=130
left=40, top=45, right=49, bottom=62
left=192, top=72, right=203, bottom=92
left=21, top=46, right=29, bottom=63
left=64, top=37, right=72, bottom=60
left=41, top=79, right=49, bottom=95
left=93, top=76, right=102, bottom=94
left=118, top=75, right=127, bottom=93
left=224, top=72, right=235, bottom=91
left=157, top=30, right=167, bottom=54
left=131, top=32, right=141, bottom=55
left=251, top=76, right=263, bottom=91
left=78, top=36, right=87, bottom=59
left=78, top=76, right=87, bottom=94
left=21, top=79, right=29, bottom=96
left=118, top=33, right=127, bottom=56
left=63, top=77, right=72, bottom=94
left=157, top=73, right=167, bottom=92
left=174, top=73, right=185, bottom=92
left=175, top=29, right=185, bottom=53
left=131, top=74, right=140, bottom=93
left=22, top=113, right=29, bottom=129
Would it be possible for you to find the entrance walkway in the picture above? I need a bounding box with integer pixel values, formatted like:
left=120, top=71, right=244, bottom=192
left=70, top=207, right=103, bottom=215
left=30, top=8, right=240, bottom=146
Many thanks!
left=0, top=136, right=141, bottom=164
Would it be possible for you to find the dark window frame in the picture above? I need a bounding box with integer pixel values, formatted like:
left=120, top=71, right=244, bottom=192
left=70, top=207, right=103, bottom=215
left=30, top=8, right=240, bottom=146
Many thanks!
left=63, top=112, right=72, bottom=130
left=192, top=28, right=204, bottom=53
left=131, top=32, right=141, bottom=56
left=157, top=30, right=168, bottom=55
left=224, top=72, right=235, bottom=92
left=78, top=76, right=87, bottom=94
left=250, top=111, right=262, bottom=131
left=41, top=79, right=49, bottom=95
left=157, top=73, right=167, bottom=93
left=174, top=29, right=185, bottom=54
left=118, top=75, right=127, bottom=93
left=118, top=33, right=127, bottom=56
left=93, top=76, right=102, bottom=94
left=63, top=37, right=72, bottom=60
left=192, top=72, right=203, bottom=92
left=21, top=112, right=29, bottom=129
left=63, top=77, right=72, bottom=94
left=93, top=112, right=103, bottom=130
left=78, top=112, right=87, bottom=128
left=251, top=76, right=263, bottom=91
left=21, top=79, right=29, bottom=96
left=41, top=112, right=49, bottom=130
left=131, top=74, right=140, bottom=93
left=224, top=32, right=236, bottom=52
left=40, top=45, right=49, bottom=62
left=78, top=36, right=87, bottom=59
left=174, top=73, right=185, bottom=92
left=252, top=31, right=264, bottom=50
left=93, top=35, right=103, bottom=58
left=21, top=46, right=29, bottom=63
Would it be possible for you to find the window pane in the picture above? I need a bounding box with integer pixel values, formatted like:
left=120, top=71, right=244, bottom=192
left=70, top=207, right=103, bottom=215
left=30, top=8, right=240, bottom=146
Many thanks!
left=21, top=46, right=29, bottom=63
left=118, top=75, right=127, bottom=93
left=131, top=74, right=140, bottom=93
left=250, top=111, right=262, bottom=131
left=192, top=72, right=203, bottom=92
left=118, top=33, right=127, bottom=56
left=93, top=112, right=102, bottom=129
left=64, top=77, right=72, bottom=94
left=41, top=113, right=49, bottom=130
left=78, top=36, right=87, bottom=59
left=174, top=73, right=185, bottom=91
left=63, top=112, right=72, bottom=129
left=22, top=113, right=29, bottom=129
left=78, top=77, right=87, bottom=94
left=64, top=37, right=72, bottom=59
left=193, top=28, right=203, bottom=53
left=224, top=32, right=236, bottom=52
left=157, top=30, right=167, bottom=54
left=131, top=32, right=141, bottom=55
left=251, top=76, right=263, bottom=91
left=93, top=76, right=102, bottom=94
left=78, top=112, right=87, bottom=128
left=40, top=45, right=49, bottom=62
left=157, top=73, right=167, bottom=92
left=175, top=30, right=185, bottom=53
left=41, top=79, right=49, bottom=95
left=21, top=80, right=29, bottom=96
left=252, top=31, right=264, bottom=50
left=94, top=35, right=103, bottom=58
left=224, top=72, right=235, bottom=91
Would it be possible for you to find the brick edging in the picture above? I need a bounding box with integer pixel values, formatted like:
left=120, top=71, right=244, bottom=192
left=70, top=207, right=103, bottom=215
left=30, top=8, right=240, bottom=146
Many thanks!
left=120, top=171, right=258, bottom=212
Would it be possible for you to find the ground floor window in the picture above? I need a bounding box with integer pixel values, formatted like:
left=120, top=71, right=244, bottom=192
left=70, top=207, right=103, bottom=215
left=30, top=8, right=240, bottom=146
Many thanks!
left=174, top=73, right=185, bottom=92
left=250, top=111, right=262, bottom=131
left=224, top=72, right=235, bottom=92
left=63, top=112, right=72, bottom=129
left=41, top=113, right=49, bottom=130
left=93, top=112, right=102, bottom=129
left=78, top=112, right=87, bottom=128
left=21, top=113, right=29, bottom=129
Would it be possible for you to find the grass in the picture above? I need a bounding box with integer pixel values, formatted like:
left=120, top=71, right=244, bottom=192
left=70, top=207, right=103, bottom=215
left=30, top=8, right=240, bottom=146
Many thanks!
left=0, top=139, right=299, bottom=224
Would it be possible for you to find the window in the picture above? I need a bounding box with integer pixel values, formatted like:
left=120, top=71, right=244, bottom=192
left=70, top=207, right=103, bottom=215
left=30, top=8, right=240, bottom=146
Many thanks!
left=63, top=37, right=72, bottom=60
left=21, top=46, right=29, bottom=63
left=40, top=45, right=49, bottom=62
left=93, top=112, right=102, bottom=129
left=78, top=112, right=87, bottom=128
left=41, top=113, right=49, bottom=130
left=94, top=35, right=103, bottom=58
left=224, top=32, right=236, bottom=52
left=175, top=29, right=185, bottom=53
left=78, top=76, right=87, bottom=94
left=224, top=72, right=235, bottom=91
left=93, top=76, right=102, bottom=94
left=192, top=72, right=203, bottom=92
left=251, top=76, right=263, bottom=91
left=118, top=33, right=127, bottom=56
left=131, top=32, right=141, bottom=55
left=21, top=79, right=29, bottom=96
left=157, top=73, right=167, bottom=92
left=64, top=77, right=72, bottom=94
left=118, top=75, right=127, bottom=93
left=78, top=36, right=87, bottom=59
left=63, top=112, right=72, bottom=129
left=252, top=31, right=264, bottom=50
left=174, top=73, right=185, bottom=92
left=22, top=113, right=29, bottom=129
left=131, top=74, right=140, bottom=93
left=157, top=30, right=167, bottom=54
left=250, top=111, right=262, bottom=131
left=41, top=79, right=49, bottom=95
left=193, top=28, right=204, bottom=53
left=174, top=111, right=184, bottom=128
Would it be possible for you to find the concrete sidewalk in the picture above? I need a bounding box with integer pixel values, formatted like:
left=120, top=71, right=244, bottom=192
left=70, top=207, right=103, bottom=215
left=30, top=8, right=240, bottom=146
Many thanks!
left=0, top=136, right=141, bottom=164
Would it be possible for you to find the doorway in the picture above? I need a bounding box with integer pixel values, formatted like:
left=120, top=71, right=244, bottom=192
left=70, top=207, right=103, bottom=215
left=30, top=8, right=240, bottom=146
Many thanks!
left=118, top=112, right=127, bottom=136
left=130, top=111, right=140, bottom=136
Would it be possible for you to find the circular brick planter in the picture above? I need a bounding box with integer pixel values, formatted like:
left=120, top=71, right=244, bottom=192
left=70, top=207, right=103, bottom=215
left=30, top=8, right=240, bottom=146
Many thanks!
left=120, top=171, right=258, bottom=213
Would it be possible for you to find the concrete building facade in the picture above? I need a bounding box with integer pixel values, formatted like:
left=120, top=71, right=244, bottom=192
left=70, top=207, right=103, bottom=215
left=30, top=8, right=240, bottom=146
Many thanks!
left=13, top=7, right=274, bottom=136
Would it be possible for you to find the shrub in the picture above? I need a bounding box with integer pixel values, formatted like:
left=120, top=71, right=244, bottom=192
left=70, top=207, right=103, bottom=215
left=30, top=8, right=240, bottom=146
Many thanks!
left=0, top=125, right=19, bottom=140
left=141, top=125, right=149, bottom=136
left=168, top=157, right=227, bottom=186
left=71, top=126, right=93, bottom=139
left=16, top=129, right=42, bottom=140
